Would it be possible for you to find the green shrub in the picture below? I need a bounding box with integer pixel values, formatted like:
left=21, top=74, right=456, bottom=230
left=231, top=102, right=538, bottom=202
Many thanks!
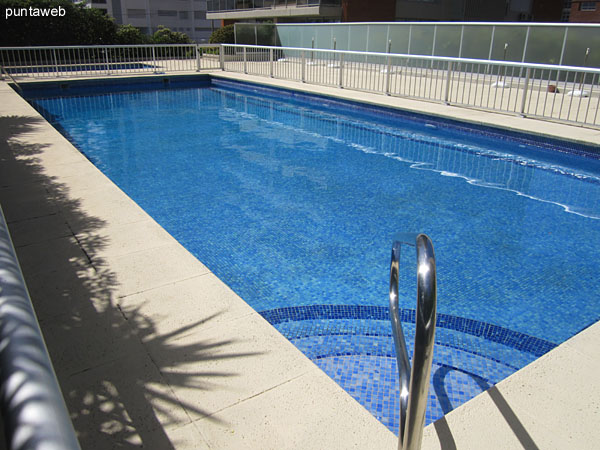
left=116, top=24, right=149, bottom=45
left=209, top=25, right=235, bottom=44
left=152, top=25, right=191, bottom=44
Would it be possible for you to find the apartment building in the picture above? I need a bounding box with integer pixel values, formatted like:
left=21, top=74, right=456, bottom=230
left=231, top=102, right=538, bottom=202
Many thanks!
left=206, top=0, right=567, bottom=24
left=88, top=0, right=216, bottom=42
left=569, top=1, right=600, bottom=21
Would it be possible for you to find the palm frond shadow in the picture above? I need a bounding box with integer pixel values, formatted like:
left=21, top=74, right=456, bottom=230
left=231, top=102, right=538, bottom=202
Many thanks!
left=1, top=114, right=263, bottom=449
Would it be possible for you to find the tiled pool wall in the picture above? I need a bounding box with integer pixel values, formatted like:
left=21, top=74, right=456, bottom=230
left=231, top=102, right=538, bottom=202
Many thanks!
left=209, top=77, right=600, bottom=161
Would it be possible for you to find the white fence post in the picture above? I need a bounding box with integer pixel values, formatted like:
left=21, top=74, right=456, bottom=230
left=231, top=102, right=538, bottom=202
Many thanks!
left=520, top=67, right=532, bottom=116
left=445, top=61, right=453, bottom=104
left=385, top=55, right=392, bottom=95
left=339, top=53, right=344, bottom=88
left=104, top=47, right=110, bottom=75
left=301, top=50, right=306, bottom=83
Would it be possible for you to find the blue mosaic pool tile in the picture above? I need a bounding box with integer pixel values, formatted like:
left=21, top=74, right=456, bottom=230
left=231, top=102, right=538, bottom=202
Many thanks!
left=261, top=305, right=557, bottom=357
left=211, top=78, right=600, bottom=159
left=273, top=310, right=547, bottom=433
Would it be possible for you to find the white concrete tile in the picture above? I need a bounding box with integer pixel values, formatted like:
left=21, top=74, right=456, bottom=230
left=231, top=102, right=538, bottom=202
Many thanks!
left=144, top=312, right=317, bottom=421
left=24, top=264, right=110, bottom=320
left=14, top=235, right=90, bottom=276
left=102, top=243, right=211, bottom=298
left=64, top=352, right=191, bottom=449
left=39, top=300, right=146, bottom=378
left=563, top=320, right=600, bottom=360
left=495, top=346, right=600, bottom=445
left=195, top=368, right=397, bottom=450
left=7, top=213, right=72, bottom=247
left=118, top=273, right=255, bottom=340
left=76, top=219, right=175, bottom=262
left=165, top=422, right=211, bottom=450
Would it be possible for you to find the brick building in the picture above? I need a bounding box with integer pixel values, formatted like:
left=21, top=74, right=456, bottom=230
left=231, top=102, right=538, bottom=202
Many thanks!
left=569, top=1, right=600, bottom=22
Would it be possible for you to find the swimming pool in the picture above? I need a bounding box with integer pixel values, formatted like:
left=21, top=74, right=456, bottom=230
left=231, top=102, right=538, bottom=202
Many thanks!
left=25, top=76, right=600, bottom=433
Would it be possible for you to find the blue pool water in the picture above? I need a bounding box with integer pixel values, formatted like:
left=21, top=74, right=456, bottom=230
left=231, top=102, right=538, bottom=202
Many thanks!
left=27, top=77, right=600, bottom=433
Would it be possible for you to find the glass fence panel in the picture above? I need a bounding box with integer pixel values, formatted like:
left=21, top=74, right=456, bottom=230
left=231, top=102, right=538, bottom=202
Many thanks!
left=257, top=23, right=277, bottom=46
left=525, top=26, right=565, bottom=65
left=236, top=23, right=257, bottom=45
left=277, top=24, right=299, bottom=48
left=563, top=26, right=600, bottom=68
left=332, top=25, right=350, bottom=52
left=315, top=24, right=333, bottom=49
left=388, top=24, right=410, bottom=54
left=434, top=24, right=461, bottom=57
left=301, top=25, right=320, bottom=48
left=348, top=24, right=369, bottom=53
left=367, top=24, right=389, bottom=53
left=490, top=25, right=527, bottom=62
left=460, top=25, right=493, bottom=59
left=267, top=23, right=600, bottom=69
left=410, top=24, right=435, bottom=56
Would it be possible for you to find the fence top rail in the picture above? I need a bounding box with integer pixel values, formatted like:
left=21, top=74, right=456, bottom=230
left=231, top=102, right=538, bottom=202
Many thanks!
left=223, top=44, right=600, bottom=74
left=266, top=21, right=600, bottom=28
left=0, top=44, right=221, bottom=51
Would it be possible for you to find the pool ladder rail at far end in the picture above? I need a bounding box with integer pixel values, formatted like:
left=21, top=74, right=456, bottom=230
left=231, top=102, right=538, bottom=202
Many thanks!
left=389, top=233, right=437, bottom=450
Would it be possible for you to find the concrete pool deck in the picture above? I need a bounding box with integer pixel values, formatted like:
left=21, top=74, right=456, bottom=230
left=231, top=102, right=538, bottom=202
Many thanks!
left=0, top=72, right=599, bottom=449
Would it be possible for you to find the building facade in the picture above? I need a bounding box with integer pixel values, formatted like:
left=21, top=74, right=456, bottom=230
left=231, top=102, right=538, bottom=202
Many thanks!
left=88, top=0, right=216, bottom=42
left=206, top=0, right=399, bottom=23
left=569, top=1, right=600, bottom=22
left=206, top=0, right=566, bottom=23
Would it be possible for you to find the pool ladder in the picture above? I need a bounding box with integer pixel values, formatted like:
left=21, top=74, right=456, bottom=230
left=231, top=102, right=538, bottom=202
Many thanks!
left=389, top=234, right=437, bottom=450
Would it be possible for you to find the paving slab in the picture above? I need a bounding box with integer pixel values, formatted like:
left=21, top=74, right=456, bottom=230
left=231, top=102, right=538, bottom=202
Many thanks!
left=64, top=352, right=196, bottom=450
left=117, top=273, right=256, bottom=340
left=5, top=213, right=71, bottom=247
left=101, top=243, right=211, bottom=298
left=196, top=368, right=398, bottom=450
left=143, top=311, right=318, bottom=421
left=75, top=219, right=176, bottom=261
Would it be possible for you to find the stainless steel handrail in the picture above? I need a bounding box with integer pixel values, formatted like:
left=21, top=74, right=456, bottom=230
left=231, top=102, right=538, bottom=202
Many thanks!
left=0, top=205, right=80, bottom=450
left=389, top=233, right=437, bottom=450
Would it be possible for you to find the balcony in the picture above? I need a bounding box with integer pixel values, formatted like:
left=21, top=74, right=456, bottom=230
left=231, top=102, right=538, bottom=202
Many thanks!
left=206, top=0, right=342, bottom=21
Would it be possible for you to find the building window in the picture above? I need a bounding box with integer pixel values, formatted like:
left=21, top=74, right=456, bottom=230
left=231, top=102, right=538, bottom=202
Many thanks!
left=194, top=10, right=206, bottom=19
left=158, top=9, right=178, bottom=16
left=92, top=0, right=107, bottom=4
left=179, top=10, right=189, bottom=19
left=127, top=8, right=146, bottom=18
left=580, top=1, right=597, bottom=10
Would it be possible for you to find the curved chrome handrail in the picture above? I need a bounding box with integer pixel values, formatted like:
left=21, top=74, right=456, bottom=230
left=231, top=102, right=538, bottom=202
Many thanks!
left=389, top=233, right=437, bottom=450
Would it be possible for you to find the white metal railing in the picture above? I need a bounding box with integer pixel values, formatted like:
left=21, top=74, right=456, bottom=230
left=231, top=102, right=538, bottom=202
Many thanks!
left=1, top=43, right=599, bottom=128
left=0, top=44, right=222, bottom=79
left=208, top=0, right=340, bottom=13
left=221, top=44, right=600, bottom=128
